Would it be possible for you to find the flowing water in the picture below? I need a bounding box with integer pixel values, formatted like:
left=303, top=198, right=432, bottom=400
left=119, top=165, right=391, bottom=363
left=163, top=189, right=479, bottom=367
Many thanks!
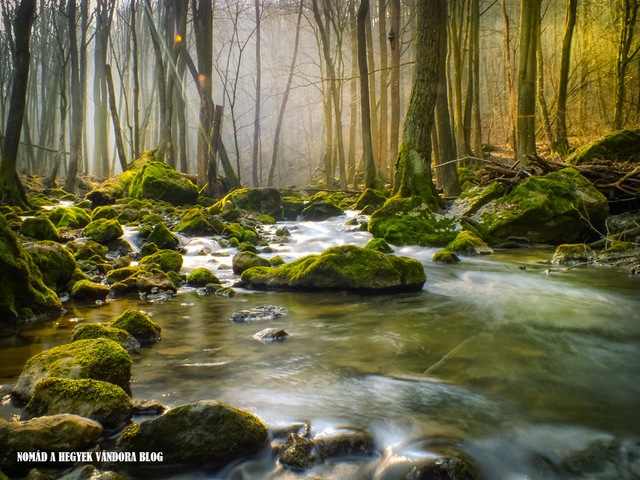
left=1, top=212, right=639, bottom=479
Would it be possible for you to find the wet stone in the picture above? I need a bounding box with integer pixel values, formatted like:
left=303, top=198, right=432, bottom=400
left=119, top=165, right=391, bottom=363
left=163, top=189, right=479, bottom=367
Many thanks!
left=230, top=305, right=288, bottom=323
left=253, top=328, right=289, bottom=342
left=132, top=399, right=167, bottom=416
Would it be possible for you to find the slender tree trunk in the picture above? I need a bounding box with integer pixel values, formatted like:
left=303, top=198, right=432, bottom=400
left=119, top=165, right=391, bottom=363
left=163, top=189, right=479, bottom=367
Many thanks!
left=0, top=0, right=35, bottom=207
left=471, top=0, right=482, bottom=159
left=388, top=0, right=400, bottom=186
left=252, top=0, right=262, bottom=186
left=348, top=0, right=358, bottom=185
left=105, top=64, right=127, bottom=173
left=449, top=2, right=468, bottom=158
left=268, top=0, right=303, bottom=187
left=64, top=0, right=83, bottom=193
left=131, top=0, right=141, bottom=159
left=365, top=2, right=379, bottom=171
left=537, top=24, right=555, bottom=149
left=555, top=0, right=577, bottom=153
left=613, top=0, right=639, bottom=130
left=516, top=0, right=541, bottom=165
left=501, top=0, right=516, bottom=151
left=393, top=0, right=441, bottom=204
left=378, top=0, right=389, bottom=179
left=358, top=0, right=376, bottom=189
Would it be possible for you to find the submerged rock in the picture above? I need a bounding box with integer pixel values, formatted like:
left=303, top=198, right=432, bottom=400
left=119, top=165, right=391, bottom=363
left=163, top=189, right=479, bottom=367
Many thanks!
left=23, top=378, right=132, bottom=432
left=12, top=338, right=132, bottom=403
left=279, top=434, right=318, bottom=470
left=0, top=214, right=64, bottom=325
left=110, top=309, right=161, bottom=346
left=230, top=305, right=288, bottom=323
left=116, top=400, right=268, bottom=465
left=552, top=243, right=595, bottom=264
left=241, top=245, right=426, bottom=293
left=252, top=328, right=288, bottom=342
left=0, top=414, right=102, bottom=472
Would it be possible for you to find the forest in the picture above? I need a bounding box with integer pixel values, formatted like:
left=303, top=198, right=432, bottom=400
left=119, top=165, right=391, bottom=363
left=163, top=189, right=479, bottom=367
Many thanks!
left=1, top=1, right=640, bottom=479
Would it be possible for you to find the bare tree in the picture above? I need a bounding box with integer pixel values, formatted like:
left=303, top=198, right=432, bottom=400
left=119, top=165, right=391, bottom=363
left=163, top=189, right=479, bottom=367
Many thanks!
left=358, top=0, right=376, bottom=189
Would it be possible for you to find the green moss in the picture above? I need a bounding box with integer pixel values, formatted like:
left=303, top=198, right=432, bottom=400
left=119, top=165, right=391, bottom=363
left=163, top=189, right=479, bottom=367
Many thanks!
left=232, top=251, right=271, bottom=275
left=141, top=213, right=165, bottom=225
left=453, top=182, right=506, bottom=217
left=175, top=208, right=215, bottom=236
left=241, top=244, right=426, bottom=293
left=70, top=280, right=110, bottom=301
left=139, top=242, right=159, bottom=258
left=19, top=217, right=60, bottom=241
left=457, top=166, right=481, bottom=191
left=25, top=241, right=77, bottom=292
left=602, top=241, right=636, bottom=253
left=25, top=378, right=132, bottom=431
left=148, top=223, right=180, bottom=250
left=48, top=206, right=91, bottom=229
left=257, top=214, right=275, bottom=224
left=91, top=205, right=118, bottom=221
left=107, top=266, right=140, bottom=284
left=301, top=199, right=344, bottom=221
left=432, top=250, right=461, bottom=263
left=442, top=231, right=493, bottom=256
left=281, top=196, right=305, bottom=220
left=136, top=270, right=177, bottom=294
left=223, top=222, right=245, bottom=242
left=15, top=338, right=132, bottom=400
left=166, top=271, right=183, bottom=287
left=84, top=218, right=123, bottom=245
left=72, top=323, right=140, bottom=351
left=365, top=238, right=394, bottom=253
left=0, top=214, right=63, bottom=323
left=211, top=188, right=281, bottom=217
left=186, top=268, right=220, bottom=287
left=242, top=229, right=260, bottom=245
left=128, top=160, right=198, bottom=206
left=270, top=255, right=285, bottom=267
left=139, top=249, right=183, bottom=272
left=110, top=309, right=161, bottom=345
left=73, top=240, right=108, bottom=261
left=568, top=129, right=640, bottom=164
left=355, top=188, right=388, bottom=211
left=551, top=243, right=595, bottom=264
left=368, top=196, right=458, bottom=247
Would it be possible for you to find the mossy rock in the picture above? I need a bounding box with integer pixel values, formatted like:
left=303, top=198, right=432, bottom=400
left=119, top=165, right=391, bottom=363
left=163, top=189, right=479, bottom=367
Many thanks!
left=19, top=217, right=60, bottom=242
left=84, top=219, right=123, bottom=245
left=148, top=223, right=180, bottom=250
left=141, top=212, right=165, bottom=225
left=241, top=244, right=426, bottom=293
left=279, top=433, right=317, bottom=470
left=212, top=188, right=281, bottom=217
left=239, top=242, right=259, bottom=253
left=365, top=238, right=394, bottom=253
left=12, top=338, right=132, bottom=403
left=0, top=414, right=102, bottom=472
left=568, top=129, right=640, bottom=164
left=369, top=196, right=459, bottom=247
left=72, top=240, right=108, bottom=261
left=136, top=271, right=177, bottom=294
left=24, top=378, right=133, bottom=432
left=186, top=268, right=220, bottom=287
left=0, top=214, right=63, bottom=325
left=452, top=182, right=506, bottom=217
left=443, top=231, right=493, bottom=256
left=48, top=206, right=91, bottom=229
left=232, top=251, right=271, bottom=275
left=257, top=214, right=276, bottom=224
left=301, top=199, right=344, bottom=221
left=110, top=309, right=161, bottom=346
left=552, top=243, right=595, bottom=264
left=72, top=323, right=140, bottom=351
left=432, top=250, right=461, bottom=263
left=175, top=208, right=215, bottom=236
left=128, top=160, right=198, bottom=206
left=117, top=208, right=139, bottom=225
left=139, top=242, right=159, bottom=259
left=106, top=266, right=140, bottom=284
left=473, top=168, right=609, bottom=245
left=25, top=241, right=77, bottom=293
left=242, top=228, right=260, bottom=245
left=223, top=222, right=245, bottom=242
left=602, top=241, right=636, bottom=254
left=91, top=205, right=118, bottom=221
left=354, top=188, right=388, bottom=211
left=70, top=280, right=110, bottom=301
left=270, top=255, right=285, bottom=267
left=139, top=249, right=183, bottom=273
left=281, top=196, right=305, bottom=220
left=115, top=400, right=268, bottom=465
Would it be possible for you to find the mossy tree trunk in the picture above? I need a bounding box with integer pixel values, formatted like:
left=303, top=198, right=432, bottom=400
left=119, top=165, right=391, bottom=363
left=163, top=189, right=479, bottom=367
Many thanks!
left=388, top=0, right=401, bottom=188
left=392, top=0, right=441, bottom=205
left=0, top=0, right=35, bottom=208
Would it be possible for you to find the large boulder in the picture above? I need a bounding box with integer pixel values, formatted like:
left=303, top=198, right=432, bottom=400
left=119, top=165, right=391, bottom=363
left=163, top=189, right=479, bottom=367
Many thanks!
left=20, top=216, right=60, bottom=241
left=128, top=160, right=198, bottom=206
left=84, top=219, right=123, bottom=245
left=0, top=214, right=63, bottom=326
left=0, top=415, right=102, bottom=472
left=25, top=241, right=77, bottom=293
left=568, top=129, right=640, bottom=164
left=175, top=208, right=216, bottom=236
left=72, top=323, right=140, bottom=351
left=48, top=206, right=91, bottom=229
left=110, top=309, right=161, bottom=346
left=212, top=188, right=282, bottom=217
left=241, top=245, right=426, bottom=293
left=23, top=378, right=132, bottom=432
left=12, top=338, right=132, bottom=403
left=369, top=196, right=459, bottom=247
left=147, top=223, right=180, bottom=249
left=551, top=243, right=595, bottom=264
left=186, top=268, right=220, bottom=287
left=471, top=168, right=609, bottom=244
left=116, top=400, right=268, bottom=465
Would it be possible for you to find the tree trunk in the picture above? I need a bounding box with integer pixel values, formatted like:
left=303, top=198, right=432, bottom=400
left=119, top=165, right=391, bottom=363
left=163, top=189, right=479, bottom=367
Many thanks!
left=268, top=0, right=303, bottom=187
left=555, top=0, right=577, bottom=153
left=516, top=0, right=541, bottom=165
left=105, top=64, right=127, bottom=173
left=365, top=2, right=379, bottom=171
left=449, top=2, right=468, bottom=158
left=392, top=0, right=441, bottom=205
left=613, top=0, right=639, bottom=130
left=537, top=26, right=555, bottom=149
left=358, top=0, right=376, bottom=189
left=0, top=0, right=35, bottom=207
left=252, top=0, right=262, bottom=186
left=378, top=0, right=389, bottom=179
left=388, top=0, right=400, bottom=187
left=206, top=105, right=223, bottom=197
left=501, top=0, right=516, bottom=151
left=471, top=0, right=483, bottom=159
left=131, top=0, right=141, bottom=159
left=348, top=0, right=358, bottom=186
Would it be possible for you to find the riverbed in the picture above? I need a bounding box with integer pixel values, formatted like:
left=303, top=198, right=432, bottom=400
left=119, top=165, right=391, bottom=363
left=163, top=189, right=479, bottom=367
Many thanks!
left=1, top=212, right=639, bottom=479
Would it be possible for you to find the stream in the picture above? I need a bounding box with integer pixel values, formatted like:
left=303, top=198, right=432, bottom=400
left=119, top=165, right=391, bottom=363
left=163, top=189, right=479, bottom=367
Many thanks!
left=1, top=211, right=639, bottom=479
